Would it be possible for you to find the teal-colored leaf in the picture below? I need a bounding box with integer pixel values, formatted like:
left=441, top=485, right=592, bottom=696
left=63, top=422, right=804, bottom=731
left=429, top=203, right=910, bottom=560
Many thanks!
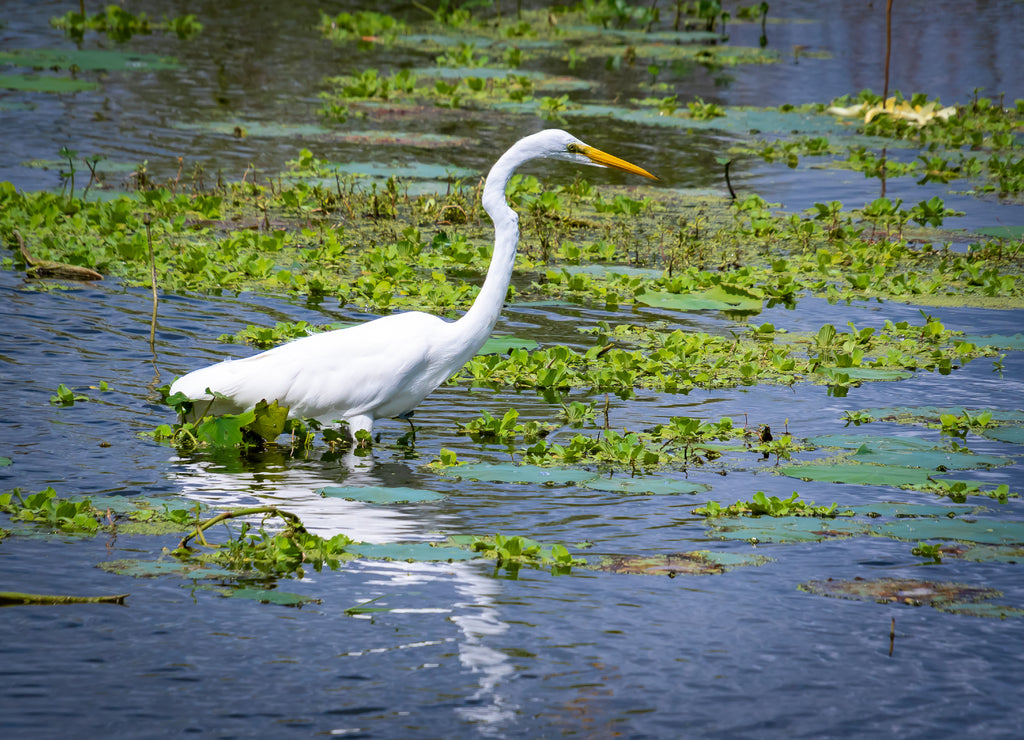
left=437, top=462, right=598, bottom=486
left=317, top=486, right=445, bottom=504
left=581, top=477, right=711, bottom=495
left=348, top=542, right=480, bottom=562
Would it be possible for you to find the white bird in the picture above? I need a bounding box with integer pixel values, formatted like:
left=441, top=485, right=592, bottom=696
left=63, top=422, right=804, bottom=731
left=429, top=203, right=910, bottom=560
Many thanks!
left=169, top=129, right=657, bottom=437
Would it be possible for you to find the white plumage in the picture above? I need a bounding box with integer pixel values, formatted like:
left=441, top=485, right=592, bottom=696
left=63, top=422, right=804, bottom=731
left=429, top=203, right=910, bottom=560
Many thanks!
left=169, top=129, right=656, bottom=436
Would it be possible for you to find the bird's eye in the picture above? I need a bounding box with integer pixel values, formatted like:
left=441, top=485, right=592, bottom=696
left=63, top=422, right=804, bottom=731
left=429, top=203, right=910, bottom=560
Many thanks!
left=566, top=143, right=579, bottom=153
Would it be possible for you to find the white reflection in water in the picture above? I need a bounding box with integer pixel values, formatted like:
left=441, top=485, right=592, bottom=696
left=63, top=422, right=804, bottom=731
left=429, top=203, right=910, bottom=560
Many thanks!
left=169, top=451, right=443, bottom=542
left=170, top=452, right=518, bottom=730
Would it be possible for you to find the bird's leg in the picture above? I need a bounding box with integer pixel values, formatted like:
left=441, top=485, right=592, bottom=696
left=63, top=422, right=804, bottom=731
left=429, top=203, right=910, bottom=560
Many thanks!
left=396, top=411, right=417, bottom=447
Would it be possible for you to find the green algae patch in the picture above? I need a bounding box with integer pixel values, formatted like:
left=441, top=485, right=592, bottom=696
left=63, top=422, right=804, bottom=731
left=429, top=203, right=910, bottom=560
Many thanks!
left=798, top=578, right=1024, bottom=618
left=317, top=485, right=445, bottom=504
left=593, top=550, right=771, bottom=576
left=348, top=542, right=480, bottom=563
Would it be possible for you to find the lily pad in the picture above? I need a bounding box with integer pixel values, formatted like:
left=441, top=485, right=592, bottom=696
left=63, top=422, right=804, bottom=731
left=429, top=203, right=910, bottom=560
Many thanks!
left=477, top=335, right=540, bottom=355
left=562, top=264, right=664, bottom=279
left=593, top=550, right=770, bottom=576
left=959, top=334, right=1024, bottom=350
left=879, top=517, right=1024, bottom=546
left=348, top=542, right=480, bottom=562
left=808, top=435, right=937, bottom=451
left=980, top=427, right=1024, bottom=445
left=637, top=285, right=763, bottom=313
left=937, top=543, right=1024, bottom=563
left=171, top=120, right=332, bottom=139
left=437, top=461, right=598, bottom=486
left=818, top=366, right=914, bottom=381
left=705, top=516, right=872, bottom=543
left=782, top=462, right=939, bottom=488
left=97, top=559, right=226, bottom=580
left=849, top=445, right=1010, bottom=471
left=0, top=48, right=179, bottom=72
left=580, top=477, right=710, bottom=495
left=317, top=486, right=445, bottom=504
left=798, top=577, right=1024, bottom=618
left=0, top=74, right=99, bottom=93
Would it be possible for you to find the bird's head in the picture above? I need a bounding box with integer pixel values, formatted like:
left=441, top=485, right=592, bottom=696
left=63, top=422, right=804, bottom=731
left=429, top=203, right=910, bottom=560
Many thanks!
left=530, top=129, right=658, bottom=180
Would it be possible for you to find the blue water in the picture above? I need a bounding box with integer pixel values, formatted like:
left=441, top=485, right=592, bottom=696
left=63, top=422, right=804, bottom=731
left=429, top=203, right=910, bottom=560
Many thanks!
left=2, top=1, right=1024, bottom=738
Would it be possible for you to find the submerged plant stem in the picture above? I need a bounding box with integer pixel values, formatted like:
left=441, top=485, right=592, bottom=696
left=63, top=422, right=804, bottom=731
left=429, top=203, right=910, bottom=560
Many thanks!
left=177, top=506, right=305, bottom=549
left=0, top=591, right=128, bottom=606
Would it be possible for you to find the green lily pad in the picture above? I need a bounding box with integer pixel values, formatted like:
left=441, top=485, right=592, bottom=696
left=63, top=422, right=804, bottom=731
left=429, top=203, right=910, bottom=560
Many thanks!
left=798, top=577, right=1024, bottom=618
left=959, top=334, right=1024, bottom=350
left=849, top=445, right=1010, bottom=470
left=437, top=461, right=598, bottom=486
left=819, top=366, right=914, bottom=381
left=348, top=542, right=480, bottom=562
left=975, top=225, right=1024, bottom=239
left=845, top=502, right=979, bottom=518
left=861, top=407, right=1024, bottom=425
left=0, top=457, right=10, bottom=467
left=980, top=426, right=1024, bottom=445
left=580, top=477, right=710, bottom=495
left=782, top=463, right=939, bottom=487
left=593, top=550, right=770, bottom=576
left=0, top=48, right=179, bottom=72
left=563, top=264, right=664, bottom=279
left=333, top=130, right=473, bottom=148
left=938, top=543, right=1024, bottom=563
left=808, top=435, right=936, bottom=451
left=172, top=120, right=332, bottom=139
left=317, top=486, right=445, bottom=504
left=637, top=285, right=763, bottom=313
left=0, top=74, right=99, bottom=93
left=97, top=559, right=226, bottom=579
left=879, top=517, right=1024, bottom=546
left=706, top=516, right=872, bottom=543
left=477, top=335, right=540, bottom=355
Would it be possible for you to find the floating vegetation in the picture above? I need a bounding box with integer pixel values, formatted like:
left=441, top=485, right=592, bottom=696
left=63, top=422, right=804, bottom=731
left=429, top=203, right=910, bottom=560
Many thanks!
left=694, top=491, right=847, bottom=518
left=458, top=534, right=586, bottom=576
left=317, top=485, right=445, bottom=505
left=594, top=550, right=771, bottom=576
left=0, top=487, right=195, bottom=536
left=0, top=591, right=128, bottom=606
left=798, top=578, right=1024, bottom=618
left=50, top=7, right=202, bottom=41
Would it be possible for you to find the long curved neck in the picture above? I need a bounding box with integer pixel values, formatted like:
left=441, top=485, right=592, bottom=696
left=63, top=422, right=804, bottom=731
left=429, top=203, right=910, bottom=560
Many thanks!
left=453, top=144, right=524, bottom=354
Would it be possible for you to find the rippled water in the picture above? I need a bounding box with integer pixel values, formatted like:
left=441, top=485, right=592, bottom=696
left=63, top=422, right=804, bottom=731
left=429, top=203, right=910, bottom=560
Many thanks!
left=3, top=1, right=1024, bottom=738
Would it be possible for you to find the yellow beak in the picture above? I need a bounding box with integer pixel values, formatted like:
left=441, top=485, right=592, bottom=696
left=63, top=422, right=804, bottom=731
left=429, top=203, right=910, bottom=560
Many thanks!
left=578, top=144, right=658, bottom=180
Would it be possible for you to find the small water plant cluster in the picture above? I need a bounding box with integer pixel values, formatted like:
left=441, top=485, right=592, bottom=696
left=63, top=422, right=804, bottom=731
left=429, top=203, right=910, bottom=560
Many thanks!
left=51, top=5, right=203, bottom=41
left=738, top=92, right=1024, bottom=198
left=694, top=491, right=847, bottom=517
left=0, top=487, right=194, bottom=535
left=469, top=534, right=585, bottom=576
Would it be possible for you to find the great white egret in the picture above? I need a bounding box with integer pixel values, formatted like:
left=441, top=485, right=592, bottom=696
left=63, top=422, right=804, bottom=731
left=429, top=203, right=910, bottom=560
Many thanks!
left=169, top=129, right=657, bottom=436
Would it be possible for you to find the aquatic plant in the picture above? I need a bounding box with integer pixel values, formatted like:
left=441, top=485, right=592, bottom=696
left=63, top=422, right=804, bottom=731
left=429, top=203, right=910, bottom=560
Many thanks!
left=50, top=6, right=202, bottom=41
left=694, top=491, right=846, bottom=517
left=469, top=534, right=585, bottom=576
